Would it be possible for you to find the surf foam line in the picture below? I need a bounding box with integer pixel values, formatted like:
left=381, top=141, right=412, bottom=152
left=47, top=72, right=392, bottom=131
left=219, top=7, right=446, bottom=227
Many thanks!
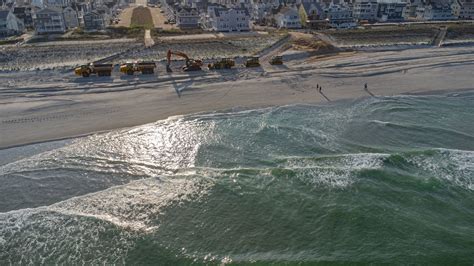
left=0, top=175, right=214, bottom=231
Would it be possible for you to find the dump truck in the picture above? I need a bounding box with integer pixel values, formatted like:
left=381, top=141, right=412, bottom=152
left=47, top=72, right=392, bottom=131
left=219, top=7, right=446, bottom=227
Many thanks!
left=245, top=57, right=260, bottom=68
left=208, top=58, right=235, bottom=70
left=120, top=61, right=156, bottom=75
left=269, top=56, right=283, bottom=65
left=75, top=63, right=113, bottom=77
left=166, top=49, right=203, bottom=72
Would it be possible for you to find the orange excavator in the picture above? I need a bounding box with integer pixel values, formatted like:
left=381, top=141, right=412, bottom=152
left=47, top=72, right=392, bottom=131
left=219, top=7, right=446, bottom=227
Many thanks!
left=166, top=49, right=203, bottom=72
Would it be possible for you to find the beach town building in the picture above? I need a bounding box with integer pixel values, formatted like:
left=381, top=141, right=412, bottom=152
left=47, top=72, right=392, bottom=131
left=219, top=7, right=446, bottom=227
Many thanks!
left=13, top=6, right=34, bottom=28
left=323, top=3, right=356, bottom=28
left=275, top=6, right=301, bottom=28
left=404, top=0, right=423, bottom=18
left=451, top=0, right=474, bottom=19
left=376, top=0, right=407, bottom=21
left=352, top=0, right=378, bottom=21
left=176, top=6, right=200, bottom=28
left=45, top=0, right=70, bottom=8
left=204, top=5, right=250, bottom=31
left=298, top=1, right=326, bottom=28
left=62, top=6, right=78, bottom=28
left=83, top=11, right=105, bottom=30
left=416, top=0, right=455, bottom=20
left=34, top=7, right=66, bottom=34
left=0, top=9, right=25, bottom=37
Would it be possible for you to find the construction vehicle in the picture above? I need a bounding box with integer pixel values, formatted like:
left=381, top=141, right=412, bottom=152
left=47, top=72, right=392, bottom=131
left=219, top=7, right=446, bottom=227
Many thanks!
left=208, top=58, right=235, bottom=70
left=166, top=49, right=203, bottom=72
left=269, top=56, right=283, bottom=65
left=120, top=61, right=156, bottom=75
left=245, top=57, right=260, bottom=68
left=75, top=63, right=113, bottom=77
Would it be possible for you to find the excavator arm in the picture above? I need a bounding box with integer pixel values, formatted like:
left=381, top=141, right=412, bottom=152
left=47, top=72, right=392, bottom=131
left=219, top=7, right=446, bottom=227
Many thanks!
left=166, top=49, right=202, bottom=72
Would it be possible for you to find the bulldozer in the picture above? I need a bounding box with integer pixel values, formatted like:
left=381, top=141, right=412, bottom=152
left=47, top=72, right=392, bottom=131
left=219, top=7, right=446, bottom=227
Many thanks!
left=245, top=57, right=260, bottom=68
left=166, top=49, right=203, bottom=72
left=269, top=56, right=283, bottom=65
left=120, top=61, right=156, bottom=75
left=208, top=58, right=235, bottom=70
left=75, top=63, right=113, bottom=77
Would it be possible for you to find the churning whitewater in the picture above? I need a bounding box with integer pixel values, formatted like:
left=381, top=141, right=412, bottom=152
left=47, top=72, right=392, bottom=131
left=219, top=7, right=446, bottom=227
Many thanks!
left=0, top=91, right=473, bottom=264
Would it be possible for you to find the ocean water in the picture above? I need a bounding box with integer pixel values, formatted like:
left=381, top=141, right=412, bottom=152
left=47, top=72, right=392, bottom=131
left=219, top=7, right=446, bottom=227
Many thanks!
left=0, top=91, right=473, bottom=264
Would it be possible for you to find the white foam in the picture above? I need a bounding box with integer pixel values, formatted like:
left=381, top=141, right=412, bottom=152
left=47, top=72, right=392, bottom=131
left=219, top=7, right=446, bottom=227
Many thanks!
left=407, top=148, right=474, bottom=190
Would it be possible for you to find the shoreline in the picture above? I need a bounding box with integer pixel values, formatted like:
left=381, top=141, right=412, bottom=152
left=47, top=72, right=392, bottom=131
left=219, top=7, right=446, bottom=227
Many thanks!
left=1, top=87, right=472, bottom=151
left=1, top=45, right=473, bottom=149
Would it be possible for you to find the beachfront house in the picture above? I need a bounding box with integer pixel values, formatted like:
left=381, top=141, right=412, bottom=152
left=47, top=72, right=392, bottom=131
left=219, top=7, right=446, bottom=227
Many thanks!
left=352, top=0, right=379, bottom=21
left=13, top=6, right=34, bottom=28
left=323, top=3, right=356, bottom=28
left=376, top=0, right=407, bottom=21
left=34, top=7, right=66, bottom=34
left=176, top=7, right=200, bottom=28
left=451, top=0, right=474, bottom=19
left=205, top=6, right=250, bottom=32
left=62, top=6, right=78, bottom=28
left=45, top=0, right=70, bottom=8
left=0, top=9, right=25, bottom=37
left=275, top=6, right=301, bottom=28
left=416, top=0, right=455, bottom=20
left=404, top=0, right=424, bottom=19
left=298, top=2, right=327, bottom=28
left=83, top=11, right=105, bottom=31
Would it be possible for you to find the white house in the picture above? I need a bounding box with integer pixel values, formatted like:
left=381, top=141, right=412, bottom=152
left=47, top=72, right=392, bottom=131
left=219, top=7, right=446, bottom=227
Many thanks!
left=352, top=0, right=378, bottom=21
left=324, top=3, right=356, bottom=28
left=45, top=0, right=69, bottom=8
left=0, top=10, right=25, bottom=37
left=275, top=6, right=301, bottom=28
left=62, top=6, right=78, bottom=28
left=206, top=6, right=250, bottom=31
left=34, top=7, right=66, bottom=34
left=451, top=0, right=474, bottom=19
left=376, top=0, right=406, bottom=21
left=416, top=1, right=455, bottom=20
left=176, top=7, right=200, bottom=28
left=83, top=11, right=105, bottom=31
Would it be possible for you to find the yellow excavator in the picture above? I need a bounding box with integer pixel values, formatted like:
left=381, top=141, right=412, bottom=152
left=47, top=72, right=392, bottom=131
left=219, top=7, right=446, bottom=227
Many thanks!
left=166, top=49, right=203, bottom=72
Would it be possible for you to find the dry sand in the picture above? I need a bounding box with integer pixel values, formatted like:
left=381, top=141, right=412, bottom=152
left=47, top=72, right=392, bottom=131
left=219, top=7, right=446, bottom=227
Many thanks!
left=1, top=45, right=473, bottom=149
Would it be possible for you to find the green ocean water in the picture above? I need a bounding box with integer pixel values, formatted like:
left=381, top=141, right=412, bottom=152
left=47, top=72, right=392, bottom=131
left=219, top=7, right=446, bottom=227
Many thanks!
left=0, top=91, right=473, bottom=264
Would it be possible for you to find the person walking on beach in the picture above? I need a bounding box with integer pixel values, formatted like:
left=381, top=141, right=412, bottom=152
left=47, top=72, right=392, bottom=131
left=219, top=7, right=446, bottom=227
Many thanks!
left=319, top=86, right=322, bottom=93
left=364, top=83, right=368, bottom=90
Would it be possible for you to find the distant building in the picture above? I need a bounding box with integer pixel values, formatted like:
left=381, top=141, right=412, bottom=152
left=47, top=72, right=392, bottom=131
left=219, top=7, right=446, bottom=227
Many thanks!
left=0, top=10, right=25, bottom=37
left=176, top=7, right=200, bottom=28
left=83, top=11, right=105, bottom=31
left=376, top=0, right=407, bottom=21
left=298, top=2, right=326, bottom=28
left=353, top=0, right=378, bottom=21
left=324, top=3, right=356, bottom=28
left=416, top=0, right=455, bottom=20
left=451, top=0, right=474, bottom=19
left=404, top=0, right=423, bottom=18
left=13, top=6, right=34, bottom=28
left=45, top=0, right=69, bottom=8
left=34, top=7, right=66, bottom=34
left=62, top=6, right=78, bottom=28
left=275, top=6, right=301, bottom=28
left=206, top=6, right=250, bottom=31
